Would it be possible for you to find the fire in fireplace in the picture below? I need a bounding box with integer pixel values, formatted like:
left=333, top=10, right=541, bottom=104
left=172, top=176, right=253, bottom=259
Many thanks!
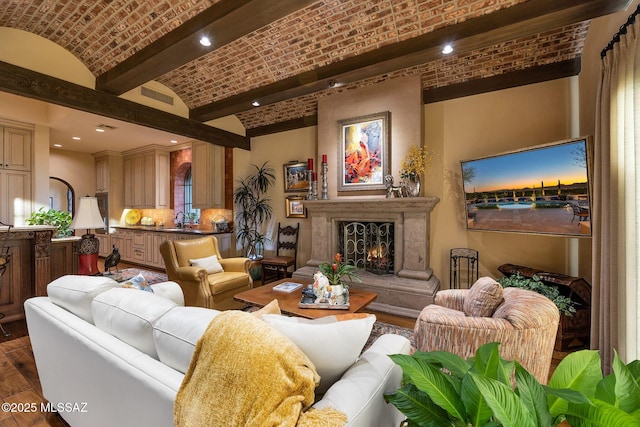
left=338, top=221, right=394, bottom=275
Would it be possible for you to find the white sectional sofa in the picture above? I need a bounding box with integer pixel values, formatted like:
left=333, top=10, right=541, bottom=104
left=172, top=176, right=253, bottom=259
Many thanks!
left=24, top=275, right=411, bottom=427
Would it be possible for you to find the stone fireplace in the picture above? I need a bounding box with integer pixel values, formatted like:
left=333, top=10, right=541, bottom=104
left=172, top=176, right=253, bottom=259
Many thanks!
left=292, top=197, right=440, bottom=317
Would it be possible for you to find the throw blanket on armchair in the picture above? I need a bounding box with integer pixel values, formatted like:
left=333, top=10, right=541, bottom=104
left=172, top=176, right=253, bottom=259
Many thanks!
left=174, top=310, right=347, bottom=427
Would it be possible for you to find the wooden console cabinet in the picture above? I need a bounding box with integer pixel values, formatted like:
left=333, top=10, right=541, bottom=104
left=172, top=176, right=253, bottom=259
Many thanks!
left=498, top=263, right=591, bottom=351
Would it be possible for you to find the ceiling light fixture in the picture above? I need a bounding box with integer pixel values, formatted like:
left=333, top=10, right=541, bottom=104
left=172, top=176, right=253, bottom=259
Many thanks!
left=170, top=140, right=178, bottom=144
left=96, top=128, right=105, bottom=133
left=53, top=144, right=62, bottom=148
left=199, top=36, right=211, bottom=47
left=72, top=136, right=81, bottom=140
left=251, top=101, right=260, bottom=107
left=442, top=44, right=454, bottom=54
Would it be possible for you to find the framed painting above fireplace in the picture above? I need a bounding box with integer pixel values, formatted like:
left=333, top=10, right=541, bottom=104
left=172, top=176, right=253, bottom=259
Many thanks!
left=337, top=111, right=390, bottom=192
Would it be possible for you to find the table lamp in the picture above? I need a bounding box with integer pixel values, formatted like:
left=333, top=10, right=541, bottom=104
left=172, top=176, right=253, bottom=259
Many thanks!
left=71, top=196, right=106, bottom=275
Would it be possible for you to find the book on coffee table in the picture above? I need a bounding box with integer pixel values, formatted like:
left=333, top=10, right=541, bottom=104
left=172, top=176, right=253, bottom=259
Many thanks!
left=272, top=281, right=303, bottom=293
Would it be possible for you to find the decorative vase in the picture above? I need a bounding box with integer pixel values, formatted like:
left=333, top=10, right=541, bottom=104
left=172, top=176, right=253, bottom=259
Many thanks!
left=403, top=173, right=421, bottom=197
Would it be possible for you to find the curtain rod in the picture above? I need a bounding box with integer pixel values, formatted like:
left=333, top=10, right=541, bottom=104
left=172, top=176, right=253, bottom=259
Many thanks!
left=601, top=3, right=640, bottom=58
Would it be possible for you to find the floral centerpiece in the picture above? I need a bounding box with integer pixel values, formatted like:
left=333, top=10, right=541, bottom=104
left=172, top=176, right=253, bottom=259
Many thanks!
left=309, top=253, right=361, bottom=306
left=399, top=145, right=433, bottom=196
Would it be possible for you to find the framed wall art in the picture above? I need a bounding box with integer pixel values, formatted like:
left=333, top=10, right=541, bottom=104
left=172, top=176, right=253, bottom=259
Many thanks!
left=337, top=111, right=390, bottom=192
left=283, top=162, right=309, bottom=193
left=285, top=196, right=306, bottom=218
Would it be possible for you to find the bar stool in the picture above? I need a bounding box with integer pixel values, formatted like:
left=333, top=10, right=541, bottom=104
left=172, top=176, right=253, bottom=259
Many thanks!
left=0, top=221, right=13, bottom=337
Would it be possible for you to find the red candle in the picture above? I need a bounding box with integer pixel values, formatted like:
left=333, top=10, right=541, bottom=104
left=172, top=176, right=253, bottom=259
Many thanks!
left=322, top=154, right=327, bottom=163
left=312, top=172, right=317, bottom=181
left=308, top=158, right=314, bottom=171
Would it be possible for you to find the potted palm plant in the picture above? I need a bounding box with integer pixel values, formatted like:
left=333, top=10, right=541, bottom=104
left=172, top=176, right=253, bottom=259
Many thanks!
left=233, top=162, right=275, bottom=277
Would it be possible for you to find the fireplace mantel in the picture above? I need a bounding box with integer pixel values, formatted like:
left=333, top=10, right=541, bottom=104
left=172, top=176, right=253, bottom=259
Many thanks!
left=293, top=197, right=441, bottom=317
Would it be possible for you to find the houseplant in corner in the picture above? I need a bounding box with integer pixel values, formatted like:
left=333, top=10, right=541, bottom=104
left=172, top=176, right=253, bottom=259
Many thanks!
left=233, top=162, right=275, bottom=279
left=385, top=342, right=640, bottom=426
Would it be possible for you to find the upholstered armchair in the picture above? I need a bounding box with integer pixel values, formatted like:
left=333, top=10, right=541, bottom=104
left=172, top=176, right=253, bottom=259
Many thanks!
left=160, top=236, right=252, bottom=310
left=414, top=277, right=560, bottom=384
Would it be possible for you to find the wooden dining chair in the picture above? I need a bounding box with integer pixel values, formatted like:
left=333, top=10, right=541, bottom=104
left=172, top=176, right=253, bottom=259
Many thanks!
left=261, top=223, right=300, bottom=285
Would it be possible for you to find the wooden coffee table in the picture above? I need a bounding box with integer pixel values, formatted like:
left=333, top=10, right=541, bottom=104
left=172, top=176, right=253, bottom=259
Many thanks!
left=234, top=279, right=377, bottom=319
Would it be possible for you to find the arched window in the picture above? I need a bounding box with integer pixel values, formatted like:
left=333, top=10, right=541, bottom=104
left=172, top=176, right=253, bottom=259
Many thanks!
left=184, top=167, right=200, bottom=221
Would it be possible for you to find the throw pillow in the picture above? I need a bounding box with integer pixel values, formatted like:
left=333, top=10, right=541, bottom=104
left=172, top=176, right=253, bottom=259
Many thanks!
left=251, top=299, right=281, bottom=318
left=120, top=272, right=154, bottom=293
left=189, top=254, right=224, bottom=274
left=261, top=313, right=376, bottom=395
left=463, top=277, right=504, bottom=317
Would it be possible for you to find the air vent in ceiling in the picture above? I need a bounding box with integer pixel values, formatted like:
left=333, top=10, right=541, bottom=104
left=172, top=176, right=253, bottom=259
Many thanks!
left=141, top=86, right=174, bottom=105
left=96, top=124, right=117, bottom=130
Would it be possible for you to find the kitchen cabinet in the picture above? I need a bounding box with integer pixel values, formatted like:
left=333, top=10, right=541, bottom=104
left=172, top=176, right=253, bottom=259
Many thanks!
left=50, top=238, right=79, bottom=281
left=1, top=127, right=32, bottom=171
left=0, top=124, right=32, bottom=225
left=96, top=233, right=111, bottom=257
left=123, top=146, right=170, bottom=209
left=110, top=227, right=232, bottom=269
left=0, top=170, right=31, bottom=225
left=192, top=141, right=224, bottom=209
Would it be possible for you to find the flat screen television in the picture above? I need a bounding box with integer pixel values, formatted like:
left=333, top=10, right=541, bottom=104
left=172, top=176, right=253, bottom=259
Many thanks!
left=461, top=136, right=592, bottom=237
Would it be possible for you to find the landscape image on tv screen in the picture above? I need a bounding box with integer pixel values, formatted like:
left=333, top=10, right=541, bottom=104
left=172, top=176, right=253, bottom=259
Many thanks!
left=461, top=137, right=591, bottom=237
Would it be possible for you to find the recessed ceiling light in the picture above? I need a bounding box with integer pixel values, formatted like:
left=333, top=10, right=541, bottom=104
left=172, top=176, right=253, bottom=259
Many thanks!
left=199, top=36, right=211, bottom=47
left=170, top=140, right=178, bottom=144
left=96, top=128, right=105, bottom=132
left=53, top=144, right=62, bottom=148
left=72, top=136, right=81, bottom=140
left=251, top=100, right=260, bottom=107
left=442, top=44, right=454, bottom=54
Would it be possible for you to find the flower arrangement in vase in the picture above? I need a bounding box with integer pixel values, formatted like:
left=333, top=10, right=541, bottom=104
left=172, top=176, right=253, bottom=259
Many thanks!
left=399, top=145, right=433, bottom=197
left=310, top=253, right=362, bottom=305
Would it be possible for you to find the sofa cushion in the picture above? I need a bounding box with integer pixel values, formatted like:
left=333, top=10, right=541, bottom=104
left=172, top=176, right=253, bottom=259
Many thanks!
left=463, top=277, right=504, bottom=317
left=92, top=288, right=177, bottom=359
left=47, top=275, right=119, bottom=324
left=190, top=254, right=224, bottom=274
left=208, top=272, right=251, bottom=294
left=154, top=306, right=221, bottom=373
left=262, top=313, right=376, bottom=395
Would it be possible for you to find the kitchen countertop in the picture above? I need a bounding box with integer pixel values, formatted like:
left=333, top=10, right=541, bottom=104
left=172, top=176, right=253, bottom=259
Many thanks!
left=113, top=225, right=232, bottom=235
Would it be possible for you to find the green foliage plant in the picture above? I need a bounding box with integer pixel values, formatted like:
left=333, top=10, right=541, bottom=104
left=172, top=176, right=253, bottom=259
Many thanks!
left=26, top=207, right=73, bottom=238
left=497, top=274, right=577, bottom=317
left=385, top=343, right=640, bottom=427
left=232, top=162, right=275, bottom=259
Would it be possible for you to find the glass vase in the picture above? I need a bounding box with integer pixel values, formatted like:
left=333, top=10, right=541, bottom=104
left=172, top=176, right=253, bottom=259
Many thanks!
left=403, top=174, right=421, bottom=197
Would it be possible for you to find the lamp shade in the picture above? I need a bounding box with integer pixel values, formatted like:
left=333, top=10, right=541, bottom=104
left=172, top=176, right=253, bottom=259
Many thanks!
left=71, top=196, right=105, bottom=231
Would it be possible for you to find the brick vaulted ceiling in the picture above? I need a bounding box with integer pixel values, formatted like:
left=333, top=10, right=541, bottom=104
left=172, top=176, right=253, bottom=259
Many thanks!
left=0, top=0, right=631, bottom=142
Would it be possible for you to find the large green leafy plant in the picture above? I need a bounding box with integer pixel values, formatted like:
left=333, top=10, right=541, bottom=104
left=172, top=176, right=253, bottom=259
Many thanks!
left=26, top=207, right=73, bottom=238
left=233, top=162, right=275, bottom=259
left=385, top=343, right=640, bottom=426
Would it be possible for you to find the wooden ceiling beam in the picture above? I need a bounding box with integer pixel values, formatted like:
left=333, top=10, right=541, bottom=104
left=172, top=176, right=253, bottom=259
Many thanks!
left=0, top=61, right=249, bottom=150
left=96, top=0, right=315, bottom=95
left=191, top=0, right=629, bottom=122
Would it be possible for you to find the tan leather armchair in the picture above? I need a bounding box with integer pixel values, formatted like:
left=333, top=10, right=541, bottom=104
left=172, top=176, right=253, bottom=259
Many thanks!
left=160, top=236, right=252, bottom=310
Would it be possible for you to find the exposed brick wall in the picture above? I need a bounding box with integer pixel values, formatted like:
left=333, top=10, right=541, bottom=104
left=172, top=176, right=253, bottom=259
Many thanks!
left=170, top=148, right=191, bottom=216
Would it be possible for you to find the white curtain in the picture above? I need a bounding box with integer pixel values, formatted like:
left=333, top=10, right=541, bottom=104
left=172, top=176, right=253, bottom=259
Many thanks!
left=593, top=17, right=640, bottom=372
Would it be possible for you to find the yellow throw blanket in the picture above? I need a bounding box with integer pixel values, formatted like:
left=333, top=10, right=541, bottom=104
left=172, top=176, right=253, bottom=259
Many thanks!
left=174, top=310, right=347, bottom=427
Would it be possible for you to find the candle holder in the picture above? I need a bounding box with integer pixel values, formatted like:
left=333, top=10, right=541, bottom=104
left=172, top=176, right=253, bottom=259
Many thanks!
left=307, top=170, right=315, bottom=200
left=312, top=180, right=318, bottom=200
left=321, top=162, right=329, bottom=200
